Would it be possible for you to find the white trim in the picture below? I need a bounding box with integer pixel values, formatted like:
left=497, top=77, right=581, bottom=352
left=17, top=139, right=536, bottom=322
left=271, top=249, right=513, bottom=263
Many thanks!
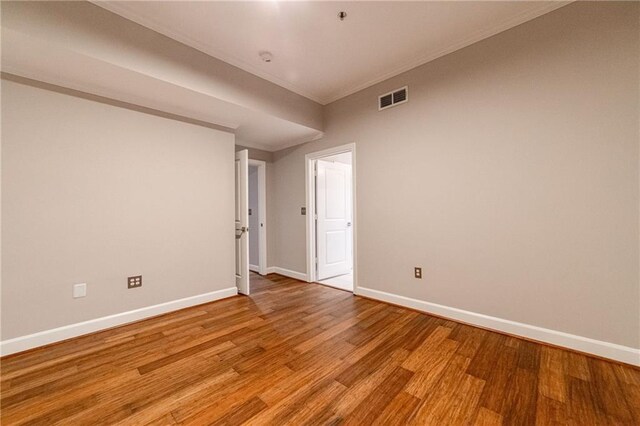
left=249, top=264, right=260, bottom=273
left=248, top=159, right=268, bottom=275
left=356, top=287, right=640, bottom=367
left=267, top=267, right=307, bottom=281
left=93, top=2, right=570, bottom=105
left=235, top=150, right=250, bottom=295
left=305, top=143, right=357, bottom=294
left=0, top=287, right=238, bottom=357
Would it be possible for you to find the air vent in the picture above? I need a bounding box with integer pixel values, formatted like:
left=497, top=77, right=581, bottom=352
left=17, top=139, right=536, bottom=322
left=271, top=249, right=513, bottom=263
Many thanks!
left=379, top=93, right=393, bottom=109
left=378, top=86, right=408, bottom=111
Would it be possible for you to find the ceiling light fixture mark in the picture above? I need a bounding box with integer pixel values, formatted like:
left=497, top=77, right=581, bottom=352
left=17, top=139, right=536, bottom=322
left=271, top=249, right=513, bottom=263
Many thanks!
left=259, top=51, right=273, bottom=63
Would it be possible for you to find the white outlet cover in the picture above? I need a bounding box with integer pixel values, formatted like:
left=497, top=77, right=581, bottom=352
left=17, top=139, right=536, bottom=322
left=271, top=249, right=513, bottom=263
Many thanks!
left=73, top=283, right=87, bottom=298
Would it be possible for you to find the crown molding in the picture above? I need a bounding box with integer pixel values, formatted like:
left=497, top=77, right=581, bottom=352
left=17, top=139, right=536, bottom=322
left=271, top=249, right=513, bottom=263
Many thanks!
left=320, top=1, right=572, bottom=104
left=91, top=1, right=326, bottom=105
left=93, top=1, right=571, bottom=106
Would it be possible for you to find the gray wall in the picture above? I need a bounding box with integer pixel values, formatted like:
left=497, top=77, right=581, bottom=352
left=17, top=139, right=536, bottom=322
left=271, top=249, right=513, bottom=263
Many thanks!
left=1, top=78, right=235, bottom=339
left=269, top=2, right=640, bottom=348
left=235, top=145, right=274, bottom=163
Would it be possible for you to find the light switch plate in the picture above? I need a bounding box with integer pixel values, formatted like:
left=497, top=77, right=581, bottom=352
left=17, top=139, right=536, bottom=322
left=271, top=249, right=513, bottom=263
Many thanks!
left=73, top=283, right=87, bottom=298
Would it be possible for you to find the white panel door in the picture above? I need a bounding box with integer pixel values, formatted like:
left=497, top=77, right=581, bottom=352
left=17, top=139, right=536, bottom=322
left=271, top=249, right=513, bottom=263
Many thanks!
left=316, top=159, right=352, bottom=280
left=235, top=150, right=250, bottom=295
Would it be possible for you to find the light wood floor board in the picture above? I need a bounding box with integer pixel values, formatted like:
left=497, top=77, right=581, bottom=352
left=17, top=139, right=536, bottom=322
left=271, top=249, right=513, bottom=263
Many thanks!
left=1, top=273, right=639, bottom=425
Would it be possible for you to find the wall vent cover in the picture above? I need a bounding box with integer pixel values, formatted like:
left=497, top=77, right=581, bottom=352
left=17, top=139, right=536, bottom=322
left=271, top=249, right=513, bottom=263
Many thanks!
left=378, top=86, right=408, bottom=111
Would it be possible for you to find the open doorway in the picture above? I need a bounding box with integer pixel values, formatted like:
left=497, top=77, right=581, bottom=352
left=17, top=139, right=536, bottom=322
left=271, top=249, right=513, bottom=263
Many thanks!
left=306, top=144, right=356, bottom=292
left=235, top=153, right=267, bottom=296
left=248, top=159, right=267, bottom=276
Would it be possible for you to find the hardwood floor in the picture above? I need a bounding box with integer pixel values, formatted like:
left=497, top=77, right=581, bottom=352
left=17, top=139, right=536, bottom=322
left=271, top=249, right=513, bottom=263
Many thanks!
left=1, top=273, right=639, bottom=425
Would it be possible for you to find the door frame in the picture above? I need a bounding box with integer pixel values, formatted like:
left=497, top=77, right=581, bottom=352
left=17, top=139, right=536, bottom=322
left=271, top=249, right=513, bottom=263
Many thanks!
left=305, top=143, right=357, bottom=291
left=248, top=159, right=268, bottom=276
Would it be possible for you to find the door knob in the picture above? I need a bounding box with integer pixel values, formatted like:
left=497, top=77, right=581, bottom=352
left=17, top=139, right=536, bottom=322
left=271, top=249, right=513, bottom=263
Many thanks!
left=236, top=226, right=248, bottom=238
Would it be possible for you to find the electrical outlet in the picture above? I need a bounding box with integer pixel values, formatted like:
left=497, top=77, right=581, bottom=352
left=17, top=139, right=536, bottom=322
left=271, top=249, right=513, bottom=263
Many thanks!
left=414, top=267, right=422, bottom=279
left=128, top=275, right=142, bottom=289
left=73, top=283, right=87, bottom=298
left=301, top=207, right=306, bottom=215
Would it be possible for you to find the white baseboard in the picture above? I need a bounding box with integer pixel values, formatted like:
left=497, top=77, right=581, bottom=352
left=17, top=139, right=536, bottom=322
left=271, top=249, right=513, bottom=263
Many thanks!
left=249, top=264, right=260, bottom=273
left=266, top=266, right=308, bottom=281
left=356, top=287, right=640, bottom=367
left=0, top=287, right=238, bottom=357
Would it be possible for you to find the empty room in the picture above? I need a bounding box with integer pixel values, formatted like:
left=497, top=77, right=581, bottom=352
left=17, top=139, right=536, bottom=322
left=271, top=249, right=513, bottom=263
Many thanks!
left=1, top=1, right=639, bottom=424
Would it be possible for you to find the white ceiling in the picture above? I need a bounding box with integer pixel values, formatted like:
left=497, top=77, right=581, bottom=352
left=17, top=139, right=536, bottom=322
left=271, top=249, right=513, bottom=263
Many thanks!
left=96, top=1, right=568, bottom=105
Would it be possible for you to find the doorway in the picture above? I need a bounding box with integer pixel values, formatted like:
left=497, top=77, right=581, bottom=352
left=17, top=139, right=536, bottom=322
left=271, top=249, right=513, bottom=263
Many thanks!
left=306, top=144, right=356, bottom=292
left=235, top=152, right=267, bottom=296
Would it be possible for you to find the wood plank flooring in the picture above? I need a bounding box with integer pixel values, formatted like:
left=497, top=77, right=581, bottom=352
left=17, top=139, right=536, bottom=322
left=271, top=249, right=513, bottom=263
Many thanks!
left=1, top=273, right=639, bottom=425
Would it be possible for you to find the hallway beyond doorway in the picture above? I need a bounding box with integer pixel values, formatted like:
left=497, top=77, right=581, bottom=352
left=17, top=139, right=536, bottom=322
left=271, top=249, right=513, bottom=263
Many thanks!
left=306, top=144, right=356, bottom=292
left=318, top=271, right=353, bottom=292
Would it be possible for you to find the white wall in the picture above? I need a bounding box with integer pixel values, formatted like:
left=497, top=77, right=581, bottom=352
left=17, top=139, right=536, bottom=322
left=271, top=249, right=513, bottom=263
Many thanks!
left=248, top=166, right=260, bottom=268
left=269, top=2, right=640, bottom=350
left=1, top=78, right=236, bottom=340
